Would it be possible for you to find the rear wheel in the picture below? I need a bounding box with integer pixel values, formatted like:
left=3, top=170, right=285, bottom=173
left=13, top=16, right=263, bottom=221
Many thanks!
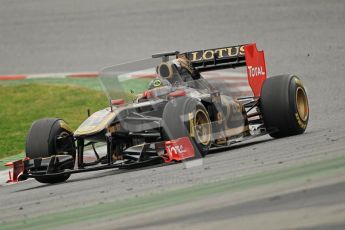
left=163, top=97, right=212, bottom=157
left=26, top=118, right=75, bottom=183
left=260, top=74, right=309, bottom=138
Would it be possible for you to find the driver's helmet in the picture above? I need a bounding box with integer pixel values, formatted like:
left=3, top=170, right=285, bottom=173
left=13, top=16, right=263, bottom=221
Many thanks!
left=147, top=78, right=171, bottom=90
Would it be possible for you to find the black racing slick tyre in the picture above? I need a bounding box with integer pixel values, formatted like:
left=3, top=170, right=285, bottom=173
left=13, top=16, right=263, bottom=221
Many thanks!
left=260, top=75, right=309, bottom=138
left=25, top=118, right=75, bottom=183
left=162, top=97, right=212, bottom=157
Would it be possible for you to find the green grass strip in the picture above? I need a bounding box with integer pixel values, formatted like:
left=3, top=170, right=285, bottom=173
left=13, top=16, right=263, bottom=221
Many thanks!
left=1, top=156, right=344, bottom=230
left=0, top=83, right=107, bottom=158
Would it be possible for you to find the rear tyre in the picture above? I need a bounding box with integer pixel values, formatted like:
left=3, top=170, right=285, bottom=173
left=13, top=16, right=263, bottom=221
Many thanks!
left=26, top=118, right=75, bottom=183
left=260, top=75, right=309, bottom=138
left=162, top=97, right=212, bottom=157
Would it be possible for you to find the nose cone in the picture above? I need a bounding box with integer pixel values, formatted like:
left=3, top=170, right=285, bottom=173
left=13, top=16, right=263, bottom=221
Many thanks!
left=74, top=108, right=116, bottom=137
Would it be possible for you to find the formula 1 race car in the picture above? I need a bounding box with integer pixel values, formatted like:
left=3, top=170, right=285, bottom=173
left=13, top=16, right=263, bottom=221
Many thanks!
left=6, top=43, right=309, bottom=184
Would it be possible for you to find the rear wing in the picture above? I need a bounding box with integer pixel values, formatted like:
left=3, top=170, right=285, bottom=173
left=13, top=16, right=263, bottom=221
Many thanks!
left=180, top=44, right=246, bottom=72
left=180, top=43, right=267, bottom=97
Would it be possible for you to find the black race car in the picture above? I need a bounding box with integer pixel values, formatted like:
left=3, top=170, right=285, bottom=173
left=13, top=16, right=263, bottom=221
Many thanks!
left=6, top=43, right=309, bottom=184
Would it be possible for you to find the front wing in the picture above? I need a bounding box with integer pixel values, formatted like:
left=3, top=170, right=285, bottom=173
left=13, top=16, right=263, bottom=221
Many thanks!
left=5, top=137, right=196, bottom=183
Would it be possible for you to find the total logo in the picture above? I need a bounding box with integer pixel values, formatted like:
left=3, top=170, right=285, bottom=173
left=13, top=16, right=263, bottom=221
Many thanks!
left=247, top=66, right=265, bottom=78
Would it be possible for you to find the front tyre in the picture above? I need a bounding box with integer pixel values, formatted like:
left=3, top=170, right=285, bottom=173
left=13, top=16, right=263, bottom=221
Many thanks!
left=25, top=118, right=75, bottom=183
left=260, top=75, right=309, bottom=138
left=162, top=97, right=212, bottom=157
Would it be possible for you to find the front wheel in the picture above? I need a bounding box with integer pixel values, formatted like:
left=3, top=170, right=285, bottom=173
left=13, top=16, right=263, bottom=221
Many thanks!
left=162, top=97, right=212, bottom=157
left=25, top=118, right=75, bottom=183
left=260, top=74, right=309, bottom=138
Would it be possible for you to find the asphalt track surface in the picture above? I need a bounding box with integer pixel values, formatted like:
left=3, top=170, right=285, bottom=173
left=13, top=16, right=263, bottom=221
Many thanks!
left=1, top=0, right=345, bottom=229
